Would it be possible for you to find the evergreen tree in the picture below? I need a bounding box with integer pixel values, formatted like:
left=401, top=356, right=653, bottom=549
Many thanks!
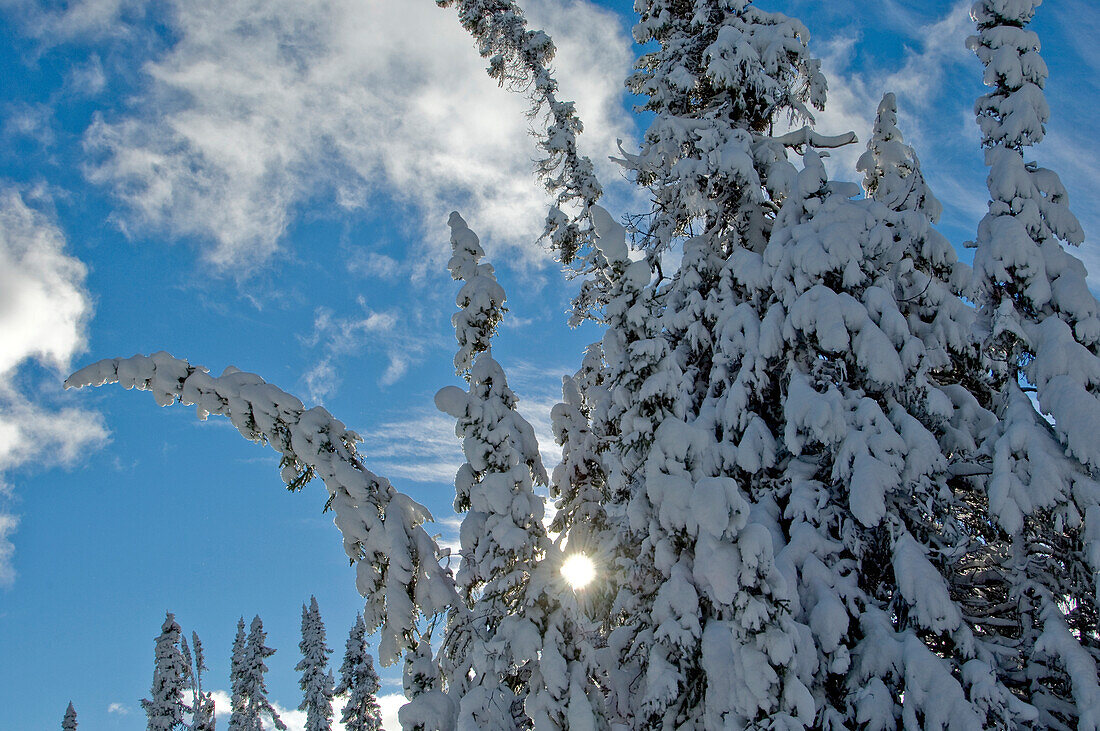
left=238, top=616, right=286, bottom=731
left=227, top=618, right=248, bottom=731
left=591, top=1, right=846, bottom=725
left=142, top=612, right=190, bottom=731
left=433, top=211, right=549, bottom=728
left=182, top=632, right=216, bottom=731
left=62, top=702, right=77, bottom=731
left=335, top=613, right=384, bottom=731
left=434, top=212, right=604, bottom=729
left=66, top=1, right=1100, bottom=727
left=967, top=1, right=1100, bottom=726
left=296, top=596, right=335, bottom=731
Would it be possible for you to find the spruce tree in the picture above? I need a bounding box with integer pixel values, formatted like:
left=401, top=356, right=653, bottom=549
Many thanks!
left=967, top=1, right=1100, bottom=726
left=182, top=632, right=216, bottom=731
left=297, top=596, right=335, bottom=731
left=62, top=702, right=77, bottom=731
left=591, top=1, right=847, bottom=725
left=227, top=618, right=248, bottom=731
left=433, top=211, right=550, bottom=728
left=434, top=211, right=604, bottom=729
left=227, top=616, right=285, bottom=731
left=335, top=613, right=384, bottom=731
left=142, top=612, right=190, bottom=731
left=65, top=1, right=1100, bottom=727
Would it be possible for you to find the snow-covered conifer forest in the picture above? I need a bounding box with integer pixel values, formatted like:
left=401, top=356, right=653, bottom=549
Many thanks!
left=10, top=0, right=1100, bottom=728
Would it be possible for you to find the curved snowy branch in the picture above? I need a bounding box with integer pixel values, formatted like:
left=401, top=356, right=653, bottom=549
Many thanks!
left=65, top=352, right=457, bottom=666
left=770, top=126, right=857, bottom=149
left=438, top=0, right=604, bottom=271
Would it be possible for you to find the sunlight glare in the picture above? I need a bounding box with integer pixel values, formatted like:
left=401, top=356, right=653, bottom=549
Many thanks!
left=561, top=553, right=596, bottom=590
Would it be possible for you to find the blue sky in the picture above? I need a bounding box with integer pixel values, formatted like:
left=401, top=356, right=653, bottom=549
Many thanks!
left=0, top=0, right=1096, bottom=729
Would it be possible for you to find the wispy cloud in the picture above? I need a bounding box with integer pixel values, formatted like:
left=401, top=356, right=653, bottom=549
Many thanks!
left=356, top=358, right=570, bottom=489
left=801, top=1, right=975, bottom=184
left=346, top=250, right=403, bottom=281
left=106, top=702, right=131, bottom=715
left=0, top=515, right=17, bottom=587
left=78, top=0, right=635, bottom=272
left=0, top=186, right=108, bottom=585
left=298, top=298, right=423, bottom=399
left=360, top=408, right=463, bottom=485
left=3, top=103, right=56, bottom=148
left=0, top=0, right=146, bottom=43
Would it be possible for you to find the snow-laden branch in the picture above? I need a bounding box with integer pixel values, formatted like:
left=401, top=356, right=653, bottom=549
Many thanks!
left=769, top=125, right=857, bottom=149
left=65, top=352, right=457, bottom=666
left=438, top=0, right=603, bottom=270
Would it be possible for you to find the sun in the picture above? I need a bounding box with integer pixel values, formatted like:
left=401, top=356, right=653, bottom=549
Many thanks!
left=560, top=553, right=596, bottom=590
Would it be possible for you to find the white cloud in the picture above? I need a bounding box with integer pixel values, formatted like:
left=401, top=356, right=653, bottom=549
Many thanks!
left=298, top=300, right=420, bottom=398
left=0, top=515, right=17, bottom=587
left=0, top=187, right=109, bottom=584
left=208, top=687, right=401, bottom=731
left=347, top=250, right=403, bottom=281
left=106, top=702, right=131, bottom=715
left=801, top=1, right=975, bottom=183
left=3, top=103, right=56, bottom=147
left=64, top=55, right=108, bottom=97
left=0, top=188, right=90, bottom=375
left=302, top=358, right=340, bottom=404
left=0, top=393, right=109, bottom=482
left=0, top=0, right=144, bottom=42
left=210, top=690, right=231, bottom=717
left=83, top=0, right=635, bottom=272
left=379, top=692, right=405, bottom=731
left=360, top=409, right=463, bottom=484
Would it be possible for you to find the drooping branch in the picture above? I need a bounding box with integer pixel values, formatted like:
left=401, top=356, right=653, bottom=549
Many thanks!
left=65, top=351, right=457, bottom=666
left=438, top=0, right=606, bottom=275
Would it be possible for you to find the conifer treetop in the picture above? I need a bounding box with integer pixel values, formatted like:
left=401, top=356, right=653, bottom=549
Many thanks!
left=297, top=596, right=335, bottom=731
left=62, top=702, right=77, bottom=731
left=141, top=612, right=190, bottom=731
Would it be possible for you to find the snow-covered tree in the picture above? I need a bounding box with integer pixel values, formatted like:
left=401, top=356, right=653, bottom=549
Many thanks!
left=967, top=1, right=1100, bottom=727
left=62, top=702, right=77, bottom=731
left=181, top=631, right=216, bottom=731
left=434, top=212, right=604, bottom=730
left=432, top=211, right=550, bottom=728
left=142, top=612, right=191, bottom=731
left=297, top=596, right=335, bottom=731
left=587, top=2, right=847, bottom=725
left=229, top=616, right=286, bottom=731
left=65, top=0, right=1100, bottom=727
left=227, top=618, right=248, bottom=731
left=335, top=613, right=384, bottom=731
